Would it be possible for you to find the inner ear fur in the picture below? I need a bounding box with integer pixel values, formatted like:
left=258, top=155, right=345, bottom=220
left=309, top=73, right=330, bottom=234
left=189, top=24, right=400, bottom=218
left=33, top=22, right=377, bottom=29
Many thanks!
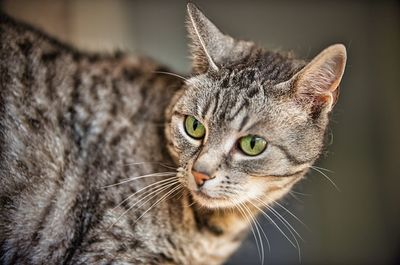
left=292, top=44, right=347, bottom=111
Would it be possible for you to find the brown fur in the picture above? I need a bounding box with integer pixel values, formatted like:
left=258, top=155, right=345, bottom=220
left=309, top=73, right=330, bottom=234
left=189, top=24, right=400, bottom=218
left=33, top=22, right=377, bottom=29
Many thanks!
left=0, top=3, right=346, bottom=264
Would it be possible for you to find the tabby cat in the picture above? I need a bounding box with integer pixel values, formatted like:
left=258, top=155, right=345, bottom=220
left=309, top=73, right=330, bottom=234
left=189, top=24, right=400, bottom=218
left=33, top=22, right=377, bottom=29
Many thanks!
left=0, top=3, right=346, bottom=265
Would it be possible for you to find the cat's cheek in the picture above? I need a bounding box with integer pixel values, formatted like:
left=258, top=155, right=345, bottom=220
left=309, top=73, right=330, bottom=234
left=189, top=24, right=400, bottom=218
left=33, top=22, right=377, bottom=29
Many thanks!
left=165, top=121, right=181, bottom=164
left=241, top=177, right=270, bottom=201
left=166, top=115, right=199, bottom=165
left=258, top=175, right=303, bottom=204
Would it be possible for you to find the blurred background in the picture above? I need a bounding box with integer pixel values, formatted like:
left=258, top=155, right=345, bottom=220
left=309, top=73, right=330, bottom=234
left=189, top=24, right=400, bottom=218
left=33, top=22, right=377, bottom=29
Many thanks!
left=1, top=0, right=399, bottom=264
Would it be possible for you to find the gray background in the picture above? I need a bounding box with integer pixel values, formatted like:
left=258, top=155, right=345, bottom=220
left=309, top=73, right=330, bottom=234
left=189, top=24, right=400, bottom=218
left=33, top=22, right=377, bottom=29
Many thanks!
left=2, top=0, right=399, bottom=264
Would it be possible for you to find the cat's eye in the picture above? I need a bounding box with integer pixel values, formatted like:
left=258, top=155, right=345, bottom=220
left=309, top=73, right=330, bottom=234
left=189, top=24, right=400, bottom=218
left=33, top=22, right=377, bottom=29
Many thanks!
left=184, top=116, right=206, bottom=139
left=238, top=135, right=267, bottom=156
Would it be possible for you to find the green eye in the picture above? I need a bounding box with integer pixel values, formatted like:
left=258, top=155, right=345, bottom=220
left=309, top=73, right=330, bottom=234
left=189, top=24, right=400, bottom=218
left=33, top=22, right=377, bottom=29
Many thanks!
left=184, top=116, right=206, bottom=139
left=239, top=135, right=267, bottom=156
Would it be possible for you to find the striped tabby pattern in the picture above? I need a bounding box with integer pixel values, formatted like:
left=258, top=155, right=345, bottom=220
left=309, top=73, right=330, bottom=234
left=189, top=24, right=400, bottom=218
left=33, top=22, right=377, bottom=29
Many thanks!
left=0, top=3, right=346, bottom=265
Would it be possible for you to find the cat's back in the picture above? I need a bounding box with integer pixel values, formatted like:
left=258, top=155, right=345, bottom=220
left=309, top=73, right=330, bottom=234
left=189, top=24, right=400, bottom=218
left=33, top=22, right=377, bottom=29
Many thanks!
left=0, top=12, right=179, bottom=192
left=0, top=13, right=181, bottom=263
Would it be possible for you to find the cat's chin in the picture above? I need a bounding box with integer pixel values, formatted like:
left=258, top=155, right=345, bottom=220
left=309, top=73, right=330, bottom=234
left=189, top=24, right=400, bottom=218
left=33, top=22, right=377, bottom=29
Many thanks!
left=190, top=190, right=238, bottom=209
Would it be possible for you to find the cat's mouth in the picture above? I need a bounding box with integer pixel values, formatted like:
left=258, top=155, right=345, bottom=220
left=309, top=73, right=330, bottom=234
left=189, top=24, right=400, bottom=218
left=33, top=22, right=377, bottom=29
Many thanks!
left=191, top=190, right=232, bottom=208
left=189, top=184, right=222, bottom=201
left=178, top=167, right=237, bottom=208
left=188, top=183, right=239, bottom=209
left=193, top=190, right=216, bottom=200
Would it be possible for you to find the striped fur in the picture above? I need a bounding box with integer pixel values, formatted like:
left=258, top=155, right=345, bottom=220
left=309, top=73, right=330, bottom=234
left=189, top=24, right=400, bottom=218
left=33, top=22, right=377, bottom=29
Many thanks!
left=0, top=3, right=346, bottom=265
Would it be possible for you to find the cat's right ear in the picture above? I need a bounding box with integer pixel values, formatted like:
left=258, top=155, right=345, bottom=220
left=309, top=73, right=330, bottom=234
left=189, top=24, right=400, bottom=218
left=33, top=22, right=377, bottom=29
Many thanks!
left=186, top=3, right=253, bottom=74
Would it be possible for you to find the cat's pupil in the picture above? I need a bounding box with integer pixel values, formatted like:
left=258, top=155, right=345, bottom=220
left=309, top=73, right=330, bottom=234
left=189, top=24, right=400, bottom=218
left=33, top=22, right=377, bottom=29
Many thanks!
left=193, top=120, right=198, bottom=131
left=250, top=137, right=256, bottom=149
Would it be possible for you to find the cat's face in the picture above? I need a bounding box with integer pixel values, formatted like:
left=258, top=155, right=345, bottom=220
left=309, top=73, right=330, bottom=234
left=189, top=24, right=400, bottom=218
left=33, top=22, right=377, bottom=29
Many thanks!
left=165, top=4, right=346, bottom=209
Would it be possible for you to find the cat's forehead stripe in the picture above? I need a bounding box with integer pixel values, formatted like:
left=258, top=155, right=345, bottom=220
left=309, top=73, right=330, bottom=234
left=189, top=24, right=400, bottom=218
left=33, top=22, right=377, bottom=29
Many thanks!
left=238, top=115, right=249, bottom=132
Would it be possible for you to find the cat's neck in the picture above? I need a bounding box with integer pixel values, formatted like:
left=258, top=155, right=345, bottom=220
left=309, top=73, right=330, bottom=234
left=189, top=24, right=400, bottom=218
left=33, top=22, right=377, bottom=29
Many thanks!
left=184, top=191, right=258, bottom=239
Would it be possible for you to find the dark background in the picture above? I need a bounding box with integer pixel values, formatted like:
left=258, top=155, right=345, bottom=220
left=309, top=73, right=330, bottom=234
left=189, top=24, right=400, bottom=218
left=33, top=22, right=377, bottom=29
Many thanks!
left=1, top=1, right=399, bottom=264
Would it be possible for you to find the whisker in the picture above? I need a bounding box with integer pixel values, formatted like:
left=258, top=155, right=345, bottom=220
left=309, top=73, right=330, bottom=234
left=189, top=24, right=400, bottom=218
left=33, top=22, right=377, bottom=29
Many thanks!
left=273, top=201, right=310, bottom=231
left=108, top=181, right=178, bottom=228
left=112, top=176, right=179, bottom=211
left=311, top=165, right=334, bottom=173
left=155, top=164, right=177, bottom=170
left=288, top=192, right=304, bottom=203
left=175, top=188, right=185, bottom=201
left=257, top=199, right=305, bottom=240
left=241, top=202, right=269, bottom=264
left=153, top=71, right=188, bottom=81
left=132, top=184, right=182, bottom=226
left=248, top=200, right=297, bottom=249
left=169, top=186, right=184, bottom=201
left=102, top=172, right=176, bottom=188
left=235, top=201, right=262, bottom=264
left=123, top=161, right=177, bottom=170
left=131, top=182, right=179, bottom=212
left=187, top=199, right=196, bottom=208
left=310, top=166, right=340, bottom=192
left=290, top=190, right=312, bottom=197
left=265, top=205, right=302, bottom=262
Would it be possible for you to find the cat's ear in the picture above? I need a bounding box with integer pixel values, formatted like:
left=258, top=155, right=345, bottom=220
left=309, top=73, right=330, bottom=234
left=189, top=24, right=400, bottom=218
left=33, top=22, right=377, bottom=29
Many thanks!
left=186, top=3, right=253, bottom=74
left=291, top=44, right=347, bottom=112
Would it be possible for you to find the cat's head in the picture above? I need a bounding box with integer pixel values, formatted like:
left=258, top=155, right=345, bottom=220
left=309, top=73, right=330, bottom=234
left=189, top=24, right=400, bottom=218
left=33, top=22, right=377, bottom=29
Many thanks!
left=165, top=3, right=346, bottom=209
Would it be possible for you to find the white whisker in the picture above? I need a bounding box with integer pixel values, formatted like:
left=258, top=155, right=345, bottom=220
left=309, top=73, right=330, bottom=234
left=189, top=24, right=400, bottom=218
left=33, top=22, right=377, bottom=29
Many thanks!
left=108, top=181, right=178, bottom=228
left=235, top=201, right=262, bottom=264
left=123, top=161, right=177, bottom=170
left=264, top=204, right=303, bottom=262
left=249, top=200, right=297, bottom=249
left=102, top=172, right=176, bottom=188
left=112, top=176, right=179, bottom=211
left=132, top=184, right=182, bottom=226
left=257, top=199, right=305, bottom=241
left=311, top=165, right=334, bottom=173
left=241, top=202, right=269, bottom=264
left=310, top=166, right=340, bottom=192
left=187, top=199, right=196, bottom=208
left=169, top=186, right=184, bottom=201
left=131, top=182, right=178, bottom=212
left=153, top=71, right=188, bottom=81
left=273, top=201, right=310, bottom=231
left=175, top=189, right=184, bottom=201
left=288, top=192, right=304, bottom=203
left=290, top=190, right=312, bottom=197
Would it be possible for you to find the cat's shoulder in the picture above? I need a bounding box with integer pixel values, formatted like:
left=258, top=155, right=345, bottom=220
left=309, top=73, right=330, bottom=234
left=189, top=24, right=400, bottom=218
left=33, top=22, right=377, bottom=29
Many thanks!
left=0, top=12, right=72, bottom=52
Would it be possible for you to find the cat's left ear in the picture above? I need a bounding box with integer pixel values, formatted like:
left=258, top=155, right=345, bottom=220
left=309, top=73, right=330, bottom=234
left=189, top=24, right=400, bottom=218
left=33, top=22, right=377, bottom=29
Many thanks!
left=186, top=3, right=253, bottom=74
left=290, top=44, right=347, bottom=112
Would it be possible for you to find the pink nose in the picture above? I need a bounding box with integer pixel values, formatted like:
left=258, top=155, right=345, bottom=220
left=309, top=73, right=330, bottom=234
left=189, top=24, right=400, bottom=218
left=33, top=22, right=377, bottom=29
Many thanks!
left=192, top=170, right=211, bottom=187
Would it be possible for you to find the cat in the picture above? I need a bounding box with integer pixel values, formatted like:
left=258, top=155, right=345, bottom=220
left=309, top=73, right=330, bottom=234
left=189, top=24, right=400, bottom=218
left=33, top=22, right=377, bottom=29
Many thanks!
left=0, top=3, right=346, bottom=265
